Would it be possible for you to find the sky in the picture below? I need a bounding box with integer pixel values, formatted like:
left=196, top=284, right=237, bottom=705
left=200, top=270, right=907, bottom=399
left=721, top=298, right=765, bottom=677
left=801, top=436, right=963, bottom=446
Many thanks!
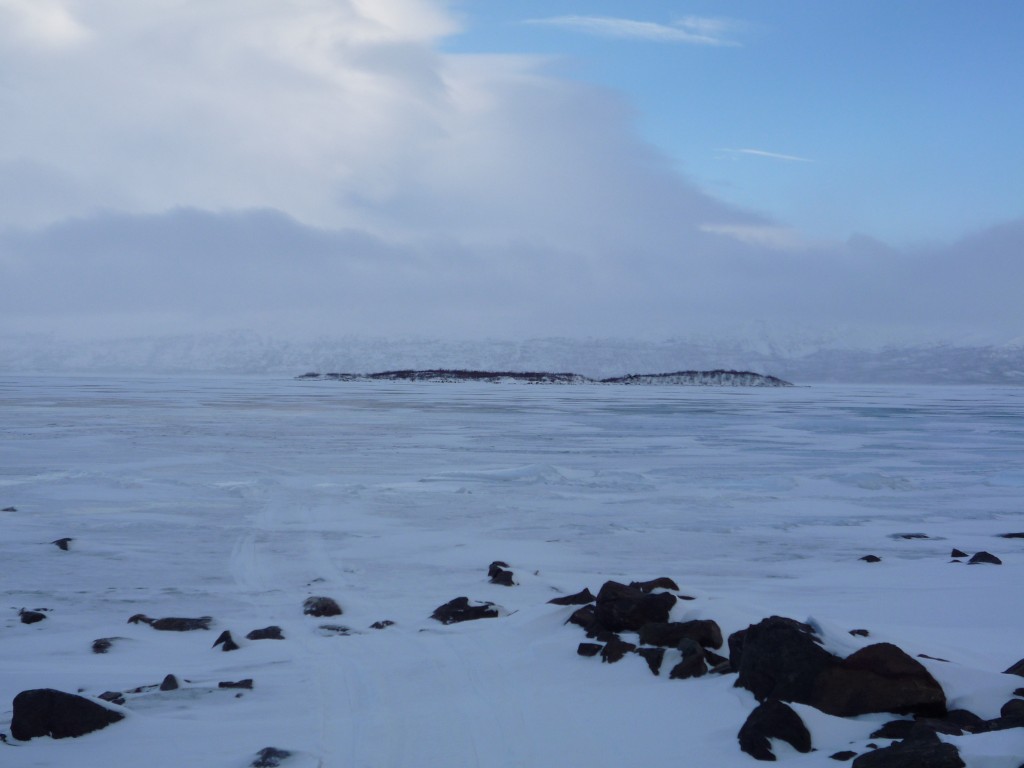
left=1, top=0, right=1022, bottom=347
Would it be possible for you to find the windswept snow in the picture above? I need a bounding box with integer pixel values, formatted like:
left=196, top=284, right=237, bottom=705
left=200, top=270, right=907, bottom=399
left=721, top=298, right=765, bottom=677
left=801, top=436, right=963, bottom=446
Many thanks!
left=1, top=377, right=1023, bottom=766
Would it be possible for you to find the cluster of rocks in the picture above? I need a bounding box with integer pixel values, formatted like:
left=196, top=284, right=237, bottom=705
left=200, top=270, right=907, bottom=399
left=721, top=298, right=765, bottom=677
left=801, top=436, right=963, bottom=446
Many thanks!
left=550, top=576, right=1024, bottom=763
left=861, top=543, right=1008, bottom=566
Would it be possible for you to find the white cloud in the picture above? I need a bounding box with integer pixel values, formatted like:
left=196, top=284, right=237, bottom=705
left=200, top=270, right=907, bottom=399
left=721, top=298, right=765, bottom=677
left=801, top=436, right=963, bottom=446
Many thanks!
left=0, top=0, right=90, bottom=49
left=524, top=15, right=739, bottom=46
left=720, top=148, right=814, bottom=163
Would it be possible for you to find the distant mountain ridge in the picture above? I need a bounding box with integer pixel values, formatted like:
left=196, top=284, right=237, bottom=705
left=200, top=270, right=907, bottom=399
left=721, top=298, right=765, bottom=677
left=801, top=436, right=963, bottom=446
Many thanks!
left=297, top=369, right=793, bottom=386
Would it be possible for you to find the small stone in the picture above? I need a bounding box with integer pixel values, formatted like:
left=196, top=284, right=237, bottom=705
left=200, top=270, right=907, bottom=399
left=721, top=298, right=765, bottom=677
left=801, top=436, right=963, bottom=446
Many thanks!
left=369, top=620, right=395, bottom=630
left=159, top=675, right=179, bottom=691
left=669, top=639, right=708, bottom=680
left=317, top=625, right=351, bottom=636
left=1004, top=659, right=1024, bottom=677
left=548, top=588, right=596, bottom=606
left=430, top=597, right=498, bottom=625
left=968, top=551, right=1002, bottom=565
left=850, top=629, right=870, bottom=637
left=487, top=561, right=510, bottom=578
left=213, top=630, right=239, bottom=651
left=577, top=642, right=602, bottom=657
left=860, top=555, right=882, bottom=563
left=629, top=577, right=680, bottom=593
left=19, top=609, right=46, bottom=625
left=489, top=568, right=515, bottom=586
left=599, top=636, right=636, bottom=664
left=91, top=638, right=115, bottom=654
left=218, top=679, right=254, bottom=689
left=51, top=538, right=72, bottom=551
left=998, top=532, right=1024, bottom=539
left=738, top=699, right=812, bottom=761
left=950, top=548, right=968, bottom=558
left=246, top=626, right=284, bottom=640
left=97, top=691, right=125, bottom=706
left=303, top=596, right=342, bottom=617
left=831, top=751, right=858, bottom=761
left=636, top=647, right=665, bottom=676
left=2, top=506, right=17, bottom=512
left=252, top=747, right=292, bottom=767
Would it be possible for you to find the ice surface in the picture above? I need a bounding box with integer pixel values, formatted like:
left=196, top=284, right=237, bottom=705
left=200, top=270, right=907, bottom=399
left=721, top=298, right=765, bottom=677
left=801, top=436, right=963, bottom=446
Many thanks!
left=0, top=376, right=1022, bottom=766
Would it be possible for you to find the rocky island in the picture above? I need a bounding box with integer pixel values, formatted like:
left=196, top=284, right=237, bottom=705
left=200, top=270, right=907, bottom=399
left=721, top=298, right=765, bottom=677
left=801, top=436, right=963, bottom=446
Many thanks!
left=296, top=369, right=793, bottom=386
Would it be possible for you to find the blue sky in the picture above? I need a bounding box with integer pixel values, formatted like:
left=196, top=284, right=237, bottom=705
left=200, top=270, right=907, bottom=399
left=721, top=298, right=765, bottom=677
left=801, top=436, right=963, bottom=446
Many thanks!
left=0, top=0, right=1022, bottom=346
left=444, top=1, right=1024, bottom=245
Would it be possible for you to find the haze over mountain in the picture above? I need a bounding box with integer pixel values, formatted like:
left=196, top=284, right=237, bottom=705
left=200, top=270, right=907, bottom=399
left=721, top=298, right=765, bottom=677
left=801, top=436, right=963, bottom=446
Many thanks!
left=1, top=1, right=1021, bottom=372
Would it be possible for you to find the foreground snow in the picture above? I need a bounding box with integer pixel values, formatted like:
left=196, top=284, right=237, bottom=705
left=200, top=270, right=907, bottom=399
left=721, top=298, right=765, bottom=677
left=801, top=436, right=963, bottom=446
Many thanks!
left=1, top=376, right=1022, bottom=766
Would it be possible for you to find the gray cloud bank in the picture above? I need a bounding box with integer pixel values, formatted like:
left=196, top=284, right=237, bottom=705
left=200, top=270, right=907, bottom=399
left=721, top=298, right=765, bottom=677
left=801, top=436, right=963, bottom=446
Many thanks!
left=1, top=0, right=1022, bottom=361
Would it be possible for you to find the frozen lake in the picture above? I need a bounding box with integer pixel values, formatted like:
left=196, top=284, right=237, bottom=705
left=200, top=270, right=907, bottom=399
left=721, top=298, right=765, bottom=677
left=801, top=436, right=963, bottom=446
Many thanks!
left=2, top=376, right=1023, bottom=766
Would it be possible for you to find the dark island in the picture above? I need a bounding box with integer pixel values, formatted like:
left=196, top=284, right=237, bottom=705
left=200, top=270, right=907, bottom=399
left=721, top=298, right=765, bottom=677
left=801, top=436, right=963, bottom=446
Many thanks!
left=297, top=369, right=792, bottom=387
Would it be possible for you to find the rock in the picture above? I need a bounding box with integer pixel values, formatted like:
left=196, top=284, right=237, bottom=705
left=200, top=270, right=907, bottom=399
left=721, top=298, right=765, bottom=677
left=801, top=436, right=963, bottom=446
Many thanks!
left=369, top=620, right=394, bottom=630
left=897, top=533, right=930, bottom=540
left=2, top=506, right=16, bottom=512
left=51, top=538, right=73, bottom=551
left=577, top=642, right=602, bottom=657
left=91, top=638, right=115, bottom=653
left=999, top=532, right=1024, bottom=539
left=968, top=551, right=1002, bottom=565
left=252, top=747, right=292, bottom=767
left=831, top=751, right=858, bottom=761
left=128, top=614, right=212, bottom=631
left=11, top=689, right=124, bottom=740
left=213, top=630, right=239, bottom=651
left=850, top=629, right=870, bottom=637
left=638, top=620, right=723, bottom=650
left=317, top=625, right=351, bottom=636
left=19, top=609, right=46, bottom=624
left=593, top=581, right=675, bottom=633
left=737, top=699, right=812, bottom=761
left=97, top=691, right=125, bottom=706
left=1000, top=698, right=1024, bottom=718
left=219, top=679, right=254, bottom=689
left=629, top=577, right=680, bottom=593
left=728, top=628, right=747, bottom=669
left=246, top=626, right=284, bottom=640
left=850, top=730, right=964, bottom=767
left=548, top=588, right=596, bottom=606
left=669, top=639, right=708, bottom=680
left=302, top=596, right=342, bottom=617
left=1004, top=658, right=1024, bottom=677
left=599, top=636, right=636, bottom=664
left=813, top=643, right=947, bottom=718
left=950, top=548, right=968, bottom=558
left=734, top=616, right=835, bottom=704
left=860, top=555, right=882, bottom=563
left=566, top=605, right=599, bottom=634
left=636, top=647, right=665, bottom=675
left=489, top=568, right=515, bottom=586
left=430, top=597, right=499, bottom=624
left=159, top=674, right=179, bottom=691
left=487, top=561, right=510, bottom=578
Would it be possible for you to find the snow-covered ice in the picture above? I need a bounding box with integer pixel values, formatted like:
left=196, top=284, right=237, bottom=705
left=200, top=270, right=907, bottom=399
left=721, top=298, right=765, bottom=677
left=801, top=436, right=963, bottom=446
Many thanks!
left=1, top=376, right=1022, bottom=766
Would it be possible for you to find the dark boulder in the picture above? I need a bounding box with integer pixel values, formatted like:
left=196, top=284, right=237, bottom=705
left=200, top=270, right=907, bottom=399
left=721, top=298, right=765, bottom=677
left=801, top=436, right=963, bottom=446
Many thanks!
left=594, top=581, right=675, bottom=633
left=577, top=642, right=602, bottom=657
left=813, top=643, right=947, bottom=718
left=369, top=620, right=394, bottom=630
left=1001, top=698, right=1024, bottom=718
left=11, top=689, right=124, bottom=741
left=51, top=538, right=73, bottom=551
left=247, top=626, right=284, bottom=640
left=728, top=628, right=747, bottom=670
left=548, top=588, right=596, bottom=606
left=830, top=751, right=857, bottom=761
left=566, top=605, right=599, bottom=634
left=159, top=674, right=179, bottom=691
left=850, top=629, right=870, bottom=637
left=219, top=679, right=254, bottom=689
left=629, top=577, right=680, bottom=593
left=734, top=616, right=835, bottom=704
left=489, top=568, right=515, bottom=586
left=2, top=506, right=16, bottom=512
left=737, top=699, right=812, bottom=761
left=213, top=630, right=239, bottom=651
left=252, top=747, right=292, bottom=767
left=999, top=532, right=1024, bottom=539
left=669, top=639, right=708, bottom=680
left=636, top=647, right=665, bottom=676
left=950, top=548, right=968, bottom=558
left=638, top=620, right=723, bottom=650
left=128, top=614, right=212, bottom=631
left=19, top=609, right=46, bottom=624
left=850, top=730, right=964, bottom=768
left=599, top=636, right=636, bottom=664
left=968, top=551, right=1002, bottom=565
left=91, top=638, right=116, bottom=654
left=430, top=597, right=498, bottom=624
left=302, top=596, right=342, bottom=617
left=860, top=555, right=882, bottom=563
left=487, top=561, right=509, bottom=578
left=98, top=691, right=125, bottom=706
left=1004, top=658, right=1024, bottom=677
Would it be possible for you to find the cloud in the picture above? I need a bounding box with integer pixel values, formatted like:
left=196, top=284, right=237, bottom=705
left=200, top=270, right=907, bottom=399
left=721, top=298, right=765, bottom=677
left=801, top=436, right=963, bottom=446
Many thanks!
left=720, top=148, right=814, bottom=163
left=0, top=0, right=90, bottom=49
left=524, top=16, right=739, bottom=47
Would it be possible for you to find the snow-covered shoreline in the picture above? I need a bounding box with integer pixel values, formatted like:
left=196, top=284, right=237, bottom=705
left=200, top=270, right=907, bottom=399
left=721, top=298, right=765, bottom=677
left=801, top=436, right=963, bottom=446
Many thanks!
left=1, top=376, right=1022, bottom=766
